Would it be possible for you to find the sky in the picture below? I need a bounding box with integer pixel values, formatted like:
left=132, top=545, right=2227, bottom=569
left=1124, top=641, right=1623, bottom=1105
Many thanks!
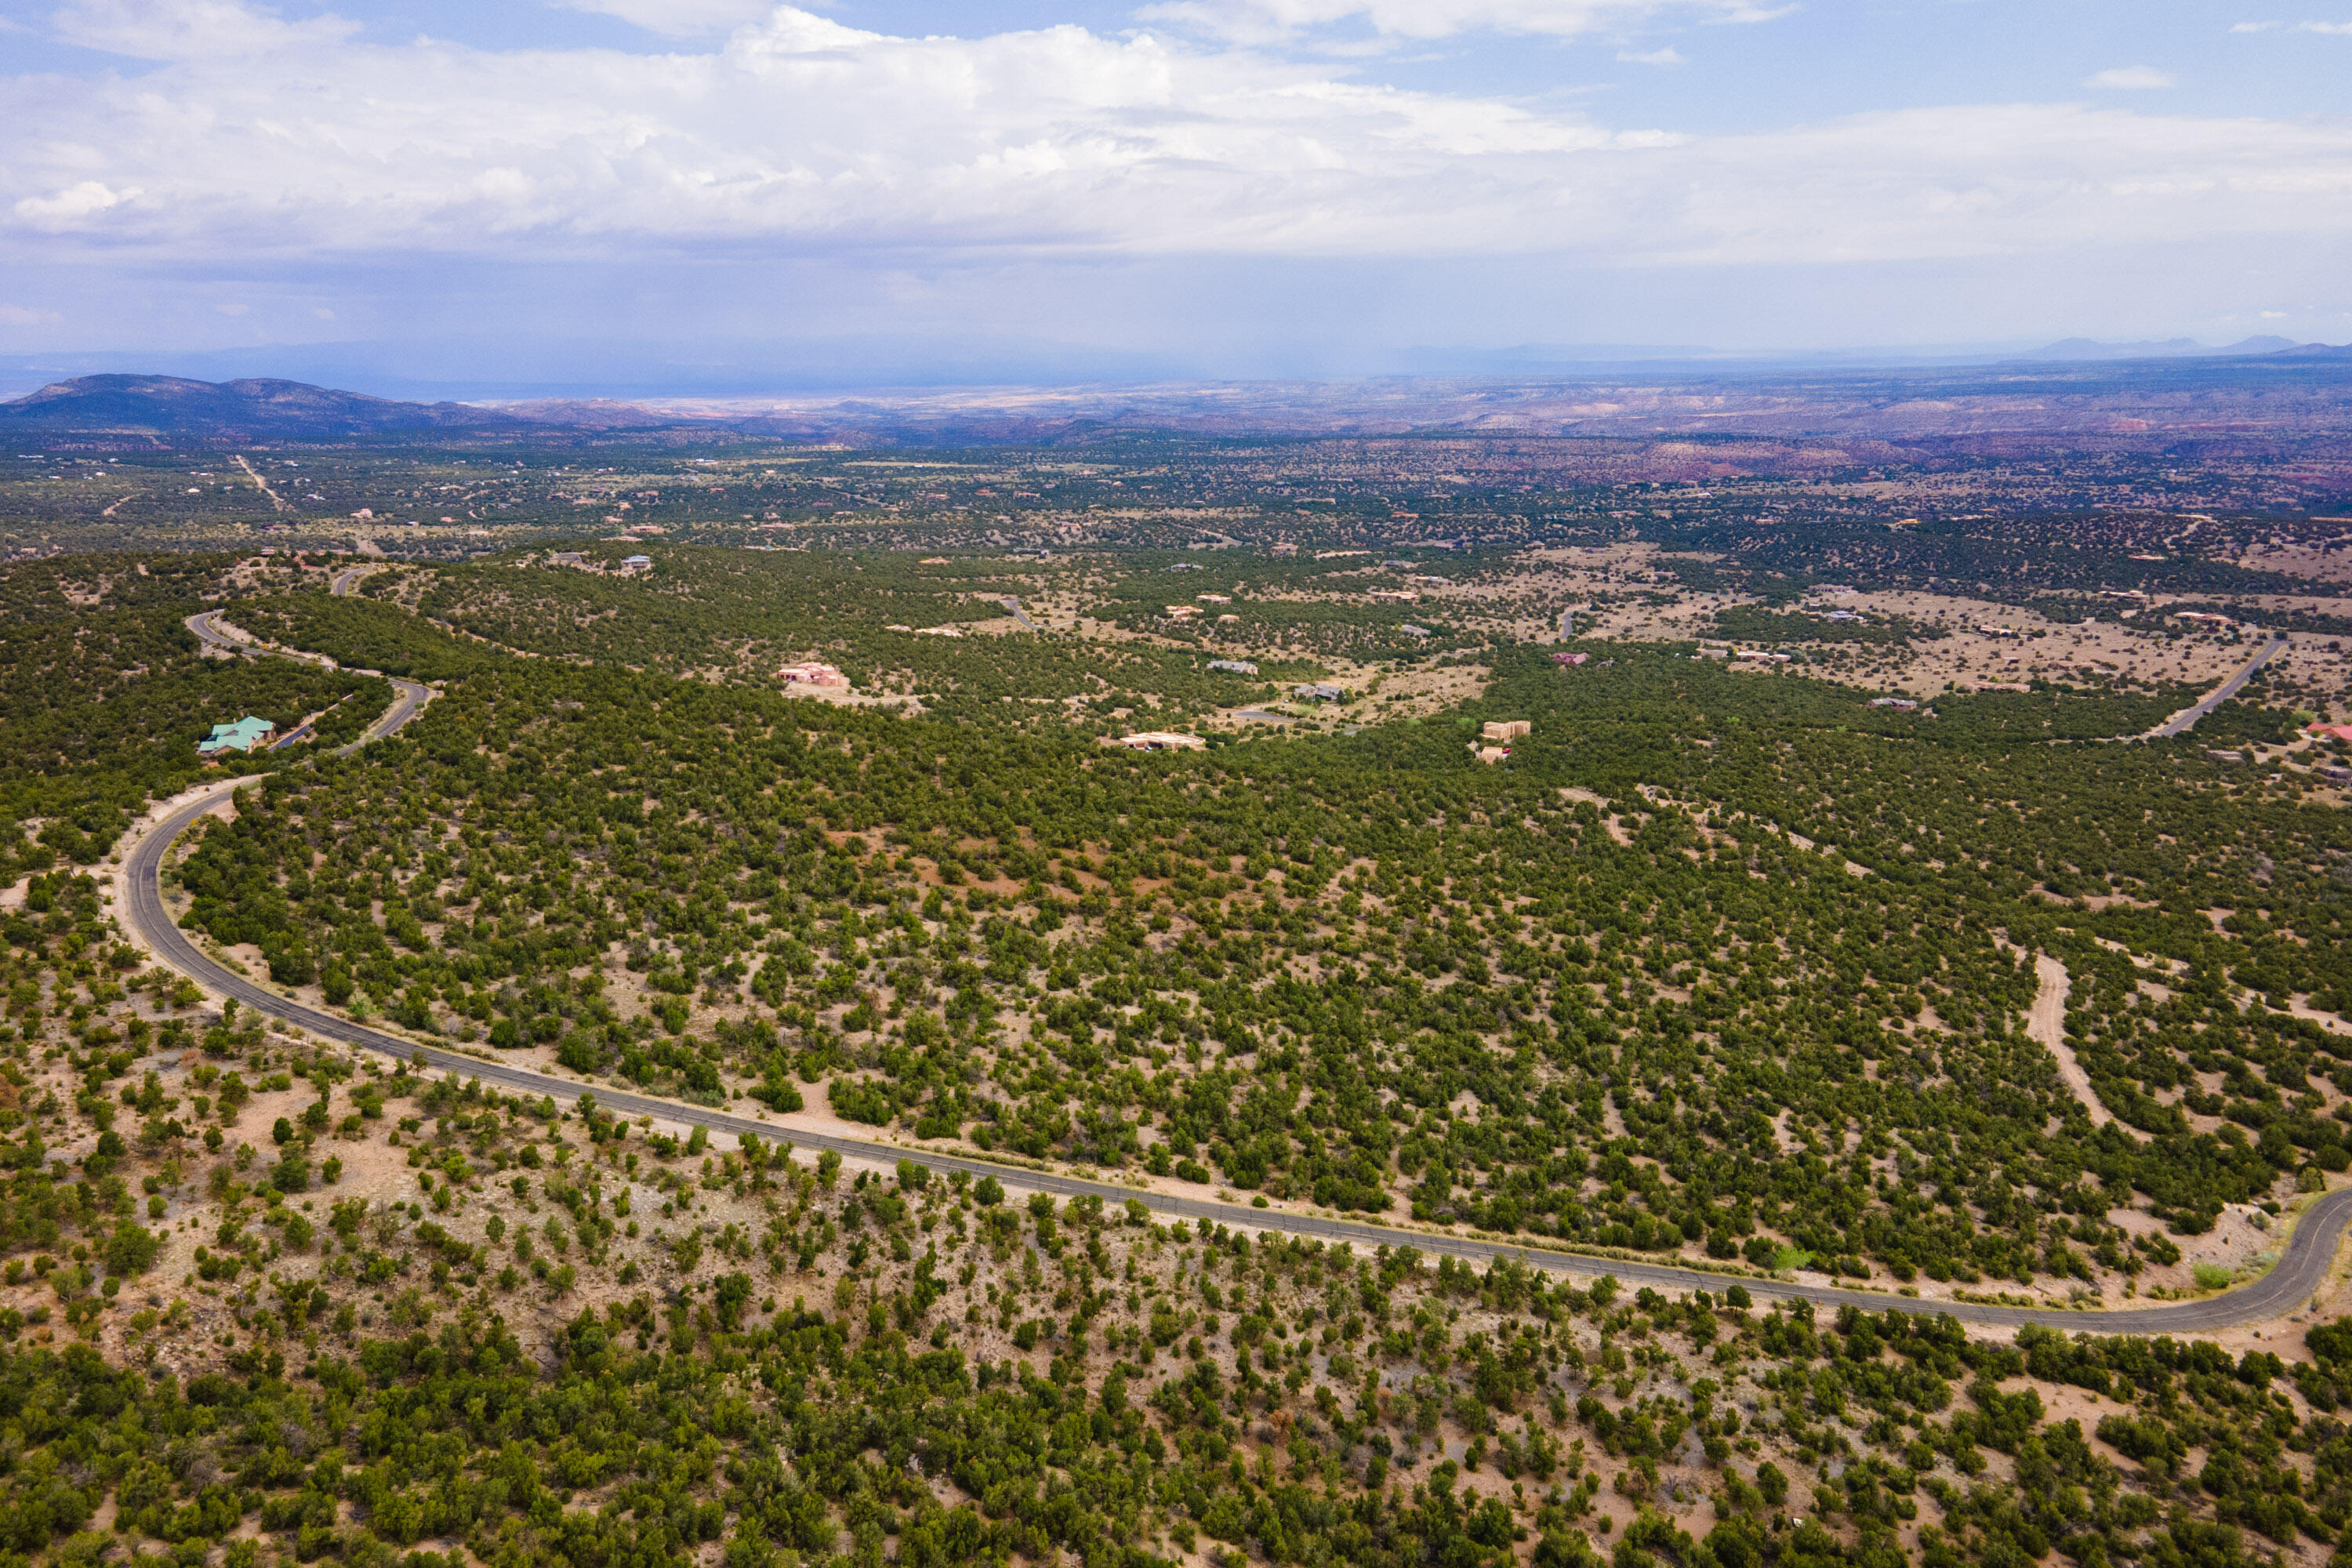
left=0, top=0, right=2348, bottom=388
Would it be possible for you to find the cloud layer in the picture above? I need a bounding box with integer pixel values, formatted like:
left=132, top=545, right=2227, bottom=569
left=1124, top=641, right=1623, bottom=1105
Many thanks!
left=4, top=0, right=2351, bottom=279
left=1134, top=0, right=1780, bottom=44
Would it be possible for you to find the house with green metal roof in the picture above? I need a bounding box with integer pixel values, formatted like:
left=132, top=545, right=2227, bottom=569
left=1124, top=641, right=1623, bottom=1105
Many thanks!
left=198, top=715, right=276, bottom=757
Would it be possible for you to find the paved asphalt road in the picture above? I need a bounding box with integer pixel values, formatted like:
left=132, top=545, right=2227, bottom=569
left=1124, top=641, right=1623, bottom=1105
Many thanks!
left=2147, top=634, right=2292, bottom=739
left=185, top=610, right=430, bottom=757
left=129, top=618, right=2352, bottom=1337
left=124, top=778, right=2352, bottom=1334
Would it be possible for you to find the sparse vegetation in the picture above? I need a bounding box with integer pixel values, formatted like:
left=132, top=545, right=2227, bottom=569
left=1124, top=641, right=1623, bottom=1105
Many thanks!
left=3, top=423, right=2352, bottom=1568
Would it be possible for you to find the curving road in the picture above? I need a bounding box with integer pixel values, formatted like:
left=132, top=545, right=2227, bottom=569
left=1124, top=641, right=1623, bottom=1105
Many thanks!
left=122, top=775, right=2352, bottom=1332
left=185, top=609, right=430, bottom=757
left=2145, top=633, right=2292, bottom=739
left=126, top=623, right=2352, bottom=1336
left=339, top=675, right=431, bottom=757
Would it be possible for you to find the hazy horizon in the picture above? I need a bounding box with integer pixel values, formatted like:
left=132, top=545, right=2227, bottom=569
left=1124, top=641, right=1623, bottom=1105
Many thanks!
left=2, top=328, right=2345, bottom=408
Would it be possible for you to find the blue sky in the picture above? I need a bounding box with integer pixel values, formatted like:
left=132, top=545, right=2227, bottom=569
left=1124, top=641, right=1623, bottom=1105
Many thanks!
left=1, top=0, right=2348, bottom=387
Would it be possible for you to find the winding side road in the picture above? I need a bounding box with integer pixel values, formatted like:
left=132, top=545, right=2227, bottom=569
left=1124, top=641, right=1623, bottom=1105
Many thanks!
left=119, top=620, right=2352, bottom=1336
left=2145, top=633, right=2291, bottom=739
left=185, top=610, right=431, bottom=756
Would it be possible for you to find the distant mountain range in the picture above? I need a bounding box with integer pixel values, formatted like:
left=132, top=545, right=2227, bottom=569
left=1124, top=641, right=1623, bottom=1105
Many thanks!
left=2020, top=335, right=2307, bottom=361
left=0, top=375, right=532, bottom=440
left=6, top=344, right=2352, bottom=448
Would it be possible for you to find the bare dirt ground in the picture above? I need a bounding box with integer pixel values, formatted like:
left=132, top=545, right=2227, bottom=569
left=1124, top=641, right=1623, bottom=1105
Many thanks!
left=779, top=683, right=926, bottom=715
left=1496, top=542, right=2352, bottom=707
left=2020, top=953, right=2146, bottom=1139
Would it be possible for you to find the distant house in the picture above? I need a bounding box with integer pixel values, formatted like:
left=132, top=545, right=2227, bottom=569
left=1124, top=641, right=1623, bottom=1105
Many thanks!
left=1398, top=624, right=1431, bottom=638
left=1207, top=659, right=1258, bottom=674
left=1196, top=593, right=1232, bottom=604
left=1165, top=604, right=1202, bottom=619
left=546, top=551, right=584, bottom=568
left=2307, top=723, right=2352, bottom=742
left=1115, top=731, right=1207, bottom=752
left=779, top=661, right=847, bottom=687
left=1482, top=720, right=1531, bottom=742
left=198, top=716, right=276, bottom=757
left=1469, top=744, right=1509, bottom=764
left=617, top=554, right=654, bottom=576
left=1869, top=696, right=1919, bottom=710
left=1552, top=652, right=1589, bottom=666
left=1294, top=683, right=1345, bottom=702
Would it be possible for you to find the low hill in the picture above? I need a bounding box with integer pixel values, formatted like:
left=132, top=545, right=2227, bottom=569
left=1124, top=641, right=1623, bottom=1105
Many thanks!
left=0, top=374, right=532, bottom=441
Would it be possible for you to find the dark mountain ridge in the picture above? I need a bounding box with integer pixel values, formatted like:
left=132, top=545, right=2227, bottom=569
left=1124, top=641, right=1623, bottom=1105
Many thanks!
left=0, top=375, right=534, bottom=441
left=8, top=348, right=2352, bottom=451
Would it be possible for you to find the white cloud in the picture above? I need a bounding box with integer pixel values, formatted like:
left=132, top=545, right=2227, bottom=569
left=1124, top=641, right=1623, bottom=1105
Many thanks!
left=49, top=0, right=358, bottom=60
left=2085, top=66, right=2176, bottom=89
left=2299, top=20, right=2352, bottom=31
left=1136, top=0, right=1779, bottom=43
left=1617, top=45, right=1686, bottom=64
left=0, top=304, right=63, bottom=326
left=2, top=1, right=2350, bottom=274
left=13, top=180, right=133, bottom=224
left=2229, top=20, right=2281, bottom=31
left=553, top=0, right=780, bottom=38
